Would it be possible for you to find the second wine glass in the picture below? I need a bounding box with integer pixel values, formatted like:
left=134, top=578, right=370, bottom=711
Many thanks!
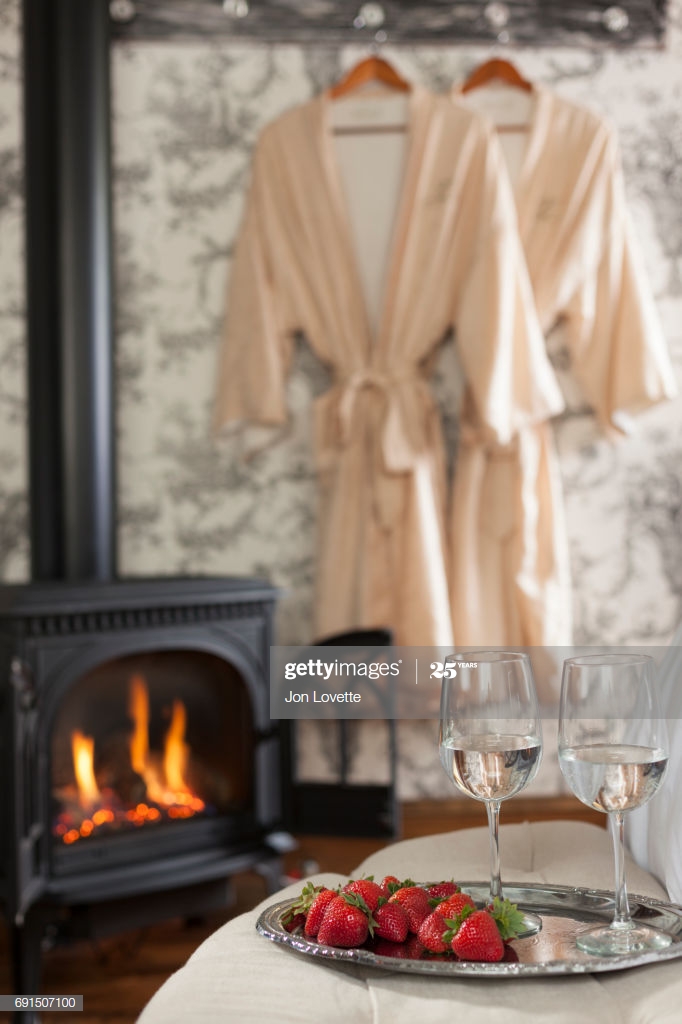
left=440, top=651, right=543, bottom=936
left=559, top=653, right=671, bottom=955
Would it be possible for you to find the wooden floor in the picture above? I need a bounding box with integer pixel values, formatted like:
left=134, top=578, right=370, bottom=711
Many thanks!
left=0, top=876, right=267, bottom=1024
left=0, top=797, right=603, bottom=1023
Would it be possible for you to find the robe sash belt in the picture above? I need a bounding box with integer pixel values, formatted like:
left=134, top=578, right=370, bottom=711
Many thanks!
left=314, top=367, right=435, bottom=530
left=458, top=418, right=556, bottom=591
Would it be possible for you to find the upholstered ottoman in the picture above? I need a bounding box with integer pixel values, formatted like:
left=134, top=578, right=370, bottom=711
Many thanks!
left=138, top=822, right=682, bottom=1023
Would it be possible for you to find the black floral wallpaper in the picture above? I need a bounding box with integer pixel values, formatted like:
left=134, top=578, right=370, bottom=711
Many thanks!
left=1, top=0, right=681, bottom=794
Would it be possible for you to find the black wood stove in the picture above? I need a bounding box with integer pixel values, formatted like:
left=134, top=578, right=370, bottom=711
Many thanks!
left=0, top=577, right=283, bottom=1003
left=9, top=5, right=287, bottom=1016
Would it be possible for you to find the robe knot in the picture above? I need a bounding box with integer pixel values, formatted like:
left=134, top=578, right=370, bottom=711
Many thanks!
left=337, top=367, right=425, bottom=474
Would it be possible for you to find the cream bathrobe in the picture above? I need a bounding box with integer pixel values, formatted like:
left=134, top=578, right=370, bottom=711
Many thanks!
left=215, top=87, right=563, bottom=646
left=451, top=84, right=678, bottom=646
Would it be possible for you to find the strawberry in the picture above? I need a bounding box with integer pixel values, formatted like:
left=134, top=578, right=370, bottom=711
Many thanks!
left=379, top=875, right=401, bottom=898
left=417, top=910, right=452, bottom=953
left=304, top=887, right=339, bottom=937
left=281, top=881, right=329, bottom=930
left=283, top=912, right=306, bottom=934
left=426, top=881, right=460, bottom=902
left=281, top=881, right=341, bottom=933
left=317, top=893, right=372, bottom=948
left=450, top=910, right=504, bottom=962
left=435, top=892, right=476, bottom=920
left=388, top=886, right=431, bottom=933
left=343, top=879, right=383, bottom=913
left=373, top=901, right=409, bottom=943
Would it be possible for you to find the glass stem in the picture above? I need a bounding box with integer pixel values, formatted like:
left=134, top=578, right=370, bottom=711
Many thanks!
left=487, top=800, right=502, bottom=901
left=610, top=810, right=631, bottom=929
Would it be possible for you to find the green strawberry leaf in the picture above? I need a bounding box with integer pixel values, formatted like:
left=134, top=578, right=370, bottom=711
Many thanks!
left=428, top=896, right=445, bottom=908
left=341, top=891, right=365, bottom=910
left=442, top=905, right=475, bottom=943
left=281, top=906, right=297, bottom=926
left=284, top=881, right=340, bottom=924
left=489, top=897, right=525, bottom=941
left=288, top=882, right=319, bottom=915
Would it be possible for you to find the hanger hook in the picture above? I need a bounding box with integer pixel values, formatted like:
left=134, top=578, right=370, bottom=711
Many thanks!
left=354, top=4, right=388, bottom=52
left=354, top=3, right=386, bottom=30
left=223, top=0, right=249, bottom=18
left=485, top=2, right=511, bottom=46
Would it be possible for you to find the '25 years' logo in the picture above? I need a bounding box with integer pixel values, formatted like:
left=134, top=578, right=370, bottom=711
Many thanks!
left=429, top=662, right=457, bottom=679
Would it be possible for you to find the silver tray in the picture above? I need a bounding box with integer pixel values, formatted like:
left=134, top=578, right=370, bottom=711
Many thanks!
left=256, top=881, right=682, bottom=977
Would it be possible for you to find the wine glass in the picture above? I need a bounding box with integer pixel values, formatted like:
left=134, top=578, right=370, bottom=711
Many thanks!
left=559, top=653, right=671, bottom=955
left=440, top=651, right=543, bottom=936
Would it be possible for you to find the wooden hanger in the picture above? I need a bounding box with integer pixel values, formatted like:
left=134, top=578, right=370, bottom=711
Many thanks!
left=329, top=56, right=411, bottom=100
left=461, top=57, right=532, bottom=94
left=460, top=57, right=533, bottom=133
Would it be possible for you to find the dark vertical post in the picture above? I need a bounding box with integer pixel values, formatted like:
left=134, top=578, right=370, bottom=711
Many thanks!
left=23, top=0, right=116, bottom=581
left=56, top=0, right=116, bottom=580
left=23, top=0, right=64, bottom=580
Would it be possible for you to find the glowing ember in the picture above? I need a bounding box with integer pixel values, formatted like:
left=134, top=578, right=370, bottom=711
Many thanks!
left=56, top=675, right=207, bottom=844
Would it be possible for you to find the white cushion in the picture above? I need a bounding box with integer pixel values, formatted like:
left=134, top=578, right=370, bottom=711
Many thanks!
left=138, top=823, right=682, bottom=1024
left=355, top=820, right=667, bottom=897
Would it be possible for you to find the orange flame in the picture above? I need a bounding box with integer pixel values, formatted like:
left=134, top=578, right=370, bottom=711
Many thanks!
left=71, top=730, right=101, bottom=810
left=127, top=676, right=203, bottom=811
left=164, top=700, right=189, bottom=794
left=60, top=676, right=205, bottom=843
left=129, top=674, right=150, bottom=777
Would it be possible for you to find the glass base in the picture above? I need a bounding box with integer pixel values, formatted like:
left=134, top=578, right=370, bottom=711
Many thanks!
left=517, top=910, right=543, bottom=938
left=576, top=922, right=672, bottom=956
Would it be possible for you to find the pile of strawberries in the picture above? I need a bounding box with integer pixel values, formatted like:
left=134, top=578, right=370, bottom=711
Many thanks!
left=282, top=876, right=525, bottom=963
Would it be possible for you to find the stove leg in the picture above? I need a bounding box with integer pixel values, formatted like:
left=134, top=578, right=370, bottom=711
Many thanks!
left=11, top=910, right=43, bottom=1024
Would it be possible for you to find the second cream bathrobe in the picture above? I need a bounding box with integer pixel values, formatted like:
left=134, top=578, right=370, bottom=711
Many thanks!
left=450, top=84, right=678, bottom=646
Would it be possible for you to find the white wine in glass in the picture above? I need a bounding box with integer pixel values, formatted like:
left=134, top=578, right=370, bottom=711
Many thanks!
left=440, top=651, right=543, bottom=936
left=559, top=653, right=671, bottom=956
